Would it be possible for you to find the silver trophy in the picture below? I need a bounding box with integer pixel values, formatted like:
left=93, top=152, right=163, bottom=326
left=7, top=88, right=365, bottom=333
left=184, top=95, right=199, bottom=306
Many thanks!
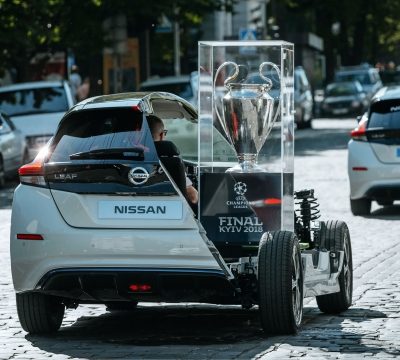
left=214, top=61, right=281, bottom=173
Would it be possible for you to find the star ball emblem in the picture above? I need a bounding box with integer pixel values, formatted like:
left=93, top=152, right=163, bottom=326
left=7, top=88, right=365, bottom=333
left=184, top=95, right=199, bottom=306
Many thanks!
left=234, top=182, right=247, bottom=196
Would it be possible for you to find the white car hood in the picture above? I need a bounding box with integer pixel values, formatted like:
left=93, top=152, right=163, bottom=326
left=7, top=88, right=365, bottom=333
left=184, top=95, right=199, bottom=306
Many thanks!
left=10, top=112, right=65, bottom=137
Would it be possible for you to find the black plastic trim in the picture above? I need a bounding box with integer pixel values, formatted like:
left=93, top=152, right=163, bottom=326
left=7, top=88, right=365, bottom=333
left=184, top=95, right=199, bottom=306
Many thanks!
left=36, top=267, right=227, bottom=289
left=365, top=184, right=400, bottom=200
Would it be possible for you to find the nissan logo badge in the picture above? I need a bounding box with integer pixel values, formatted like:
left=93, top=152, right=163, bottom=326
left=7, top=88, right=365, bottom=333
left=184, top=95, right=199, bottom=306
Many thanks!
left=128, top=167, right=149, bottom=185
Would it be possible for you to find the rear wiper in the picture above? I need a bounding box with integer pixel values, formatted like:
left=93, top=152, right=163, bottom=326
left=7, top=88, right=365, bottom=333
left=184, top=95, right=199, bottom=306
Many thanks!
left=70, top=147, right=144, bottom=160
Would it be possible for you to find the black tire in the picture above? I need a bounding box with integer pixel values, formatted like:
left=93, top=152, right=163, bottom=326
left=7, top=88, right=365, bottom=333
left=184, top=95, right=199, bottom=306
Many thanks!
left=316, top=220, right=353, bottom=313
left=258, top=231, right=303, bottom=334
left=350, top=198, right=371, bottom=215
left=16, top=292, right=65, bottom=334
left=296, top=111, right=312, bottom=130
left=105, top=301, right=138, bottom=312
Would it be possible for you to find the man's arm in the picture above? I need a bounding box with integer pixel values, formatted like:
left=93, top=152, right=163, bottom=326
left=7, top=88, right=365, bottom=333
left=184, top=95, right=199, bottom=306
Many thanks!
left=185, top=176, right=198, bottom=204
left=186, top=185, right=198, bottom=204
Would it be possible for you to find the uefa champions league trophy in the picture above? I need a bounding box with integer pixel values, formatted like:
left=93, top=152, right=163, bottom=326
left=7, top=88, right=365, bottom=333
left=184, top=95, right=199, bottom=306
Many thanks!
left=214, top=61, right=281, bottom=173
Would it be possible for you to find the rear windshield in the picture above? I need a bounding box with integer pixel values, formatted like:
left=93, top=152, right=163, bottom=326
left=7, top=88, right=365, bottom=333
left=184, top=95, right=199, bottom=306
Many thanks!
left=48, top=108, right=158, bottom=163
left=0, top=86, right=69, bottom=116
left=335, top=72, right=372, bottom=85
left=368, top=100, right=400, bottom=129
left=326, top=83, right=359, bottom=96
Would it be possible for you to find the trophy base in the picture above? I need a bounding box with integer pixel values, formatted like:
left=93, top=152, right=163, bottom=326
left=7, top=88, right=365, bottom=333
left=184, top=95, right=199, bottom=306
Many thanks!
left=225, top=154, right=265, bottom=173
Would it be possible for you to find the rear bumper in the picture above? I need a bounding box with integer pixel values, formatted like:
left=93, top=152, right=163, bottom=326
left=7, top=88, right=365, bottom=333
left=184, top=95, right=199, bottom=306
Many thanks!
left=32, top=267, right=237, bottom=304
left=11, top=185, right=224, bottom=292
left=365, top=184, right=400, bottom=201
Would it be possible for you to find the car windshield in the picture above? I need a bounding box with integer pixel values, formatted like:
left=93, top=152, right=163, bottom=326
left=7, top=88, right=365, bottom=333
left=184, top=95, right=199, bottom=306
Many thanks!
left=0, top=86, right=69, bottom=116
left=48, top=108, right=158, bottom=163
left=335, top=72, right=372, bottom=85
left=368, top=100, right=400, bottom=130
left=326, top=83, right=359, bottom=96
left=140, top=82, right=193, bottom=101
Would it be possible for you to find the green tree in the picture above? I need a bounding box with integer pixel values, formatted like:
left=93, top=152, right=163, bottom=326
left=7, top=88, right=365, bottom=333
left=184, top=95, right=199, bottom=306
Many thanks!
left=0, top=0, right=234, bottom=81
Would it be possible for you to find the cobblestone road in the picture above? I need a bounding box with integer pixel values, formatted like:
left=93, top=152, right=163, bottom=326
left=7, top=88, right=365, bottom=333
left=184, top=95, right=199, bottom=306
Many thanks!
left=1, top=119, right=399, bottom=359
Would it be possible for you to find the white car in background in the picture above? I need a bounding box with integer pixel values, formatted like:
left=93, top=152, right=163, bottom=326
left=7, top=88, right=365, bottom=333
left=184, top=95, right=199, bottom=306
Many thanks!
left=139, top=72, right=198, bottom=106
left=0, top=81, right=74, bottom=161
left=0, top=112, right=26, bottom=185
left=348, top=86, right=400, bottom=215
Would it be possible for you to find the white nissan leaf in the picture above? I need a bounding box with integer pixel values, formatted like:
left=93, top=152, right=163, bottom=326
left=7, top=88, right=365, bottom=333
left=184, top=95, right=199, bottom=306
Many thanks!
left=10, top=92, right=236, bottom=334
left=348, top=86, right=400, bottom=215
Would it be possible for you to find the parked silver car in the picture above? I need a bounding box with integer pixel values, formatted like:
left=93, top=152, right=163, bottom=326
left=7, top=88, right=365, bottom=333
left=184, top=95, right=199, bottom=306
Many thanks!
left=320, top=81, right=369, bottom=118
left=0, top=112, right=26, bottom=185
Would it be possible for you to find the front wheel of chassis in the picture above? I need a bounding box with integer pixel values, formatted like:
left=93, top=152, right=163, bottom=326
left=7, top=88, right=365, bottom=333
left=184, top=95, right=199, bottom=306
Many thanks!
left=16, top=292, right=65, bottom=334
left=316, top=220, right=353, bottom=313
left=258, top=230, right=304, bottom=334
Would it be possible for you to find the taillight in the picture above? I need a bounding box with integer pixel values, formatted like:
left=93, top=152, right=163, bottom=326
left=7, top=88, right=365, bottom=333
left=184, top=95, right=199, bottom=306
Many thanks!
left=17, top=233, right=44, bottom=240
left=18, top=161, right=46, bottom=186
left=129, top=284, right=152, bottom=292
left=350, top=118, right=368, bottom=141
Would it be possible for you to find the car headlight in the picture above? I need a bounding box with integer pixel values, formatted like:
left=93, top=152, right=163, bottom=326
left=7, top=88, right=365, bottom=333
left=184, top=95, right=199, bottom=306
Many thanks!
left=351, top=100, right=361, bottom=108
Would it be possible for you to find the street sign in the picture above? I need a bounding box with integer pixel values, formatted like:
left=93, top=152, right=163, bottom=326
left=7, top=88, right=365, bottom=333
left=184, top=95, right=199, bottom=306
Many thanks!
left=239, top=28, right=258, bottom=41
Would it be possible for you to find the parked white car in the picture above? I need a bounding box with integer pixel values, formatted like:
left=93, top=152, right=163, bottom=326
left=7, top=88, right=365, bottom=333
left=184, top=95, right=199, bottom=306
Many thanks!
left=0, top=81, right=74, bottom=161
left=348, top=86, right=400, bottom=215
left=0, top=112, right=26, bottom=185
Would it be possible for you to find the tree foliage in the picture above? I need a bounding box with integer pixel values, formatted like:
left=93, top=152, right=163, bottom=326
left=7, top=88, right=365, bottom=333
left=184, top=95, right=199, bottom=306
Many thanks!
left=0, top=0, right=232, bottom=80
left=284, top=0, right=400, bottom=70
left=2, top=0, right=399, bottom=82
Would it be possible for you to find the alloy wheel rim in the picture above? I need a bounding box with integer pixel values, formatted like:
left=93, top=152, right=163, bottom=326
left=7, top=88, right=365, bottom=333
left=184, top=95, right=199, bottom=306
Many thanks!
left=343, top=233, right=352, bottom=301
left=292, top=245, right=303, bottom=325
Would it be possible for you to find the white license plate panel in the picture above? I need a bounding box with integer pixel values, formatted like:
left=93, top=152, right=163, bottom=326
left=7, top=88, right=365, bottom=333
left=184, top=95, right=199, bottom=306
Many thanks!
left=98, top=200, right=183, bottom=220
left=332, top=108, right=348, bottom=115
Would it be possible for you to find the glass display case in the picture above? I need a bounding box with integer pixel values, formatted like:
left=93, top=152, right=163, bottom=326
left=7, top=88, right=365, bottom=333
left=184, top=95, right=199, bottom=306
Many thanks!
left=197, top=40, right=294, bottom=256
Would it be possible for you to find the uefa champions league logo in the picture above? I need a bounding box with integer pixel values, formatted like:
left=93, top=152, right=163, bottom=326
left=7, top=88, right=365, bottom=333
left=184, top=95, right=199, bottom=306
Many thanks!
left=226, top=181, right=248, bottom=209
left=234, top=182, right=247, bottom=196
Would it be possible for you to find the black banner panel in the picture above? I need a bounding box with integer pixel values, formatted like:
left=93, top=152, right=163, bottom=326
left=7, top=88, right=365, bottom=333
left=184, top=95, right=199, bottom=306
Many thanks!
left=200, top=173, right=283, bottom=248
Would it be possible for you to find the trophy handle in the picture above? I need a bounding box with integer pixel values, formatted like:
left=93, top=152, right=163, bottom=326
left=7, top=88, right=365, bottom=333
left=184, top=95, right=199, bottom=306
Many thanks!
left=259, top=61, right=280, bottom=90
left=259, top=61, right=281, bottom=130
left=213, top=62, right=239, bottom=136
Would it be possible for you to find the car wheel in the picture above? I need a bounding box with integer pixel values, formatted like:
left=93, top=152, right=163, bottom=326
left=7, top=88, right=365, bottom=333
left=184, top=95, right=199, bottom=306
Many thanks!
left=316, top=220, right=353, bottom=313
left=350, top=198, right=371, bottom=215
left=258, top=230, right=303, bottom=334
left=0, top=157, right=5, bottom=188
left=296, top=112, right=312, bottom=130
left=105, top=301, right=138, bottom=312
left=16, top=292, right=65, bottom=334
